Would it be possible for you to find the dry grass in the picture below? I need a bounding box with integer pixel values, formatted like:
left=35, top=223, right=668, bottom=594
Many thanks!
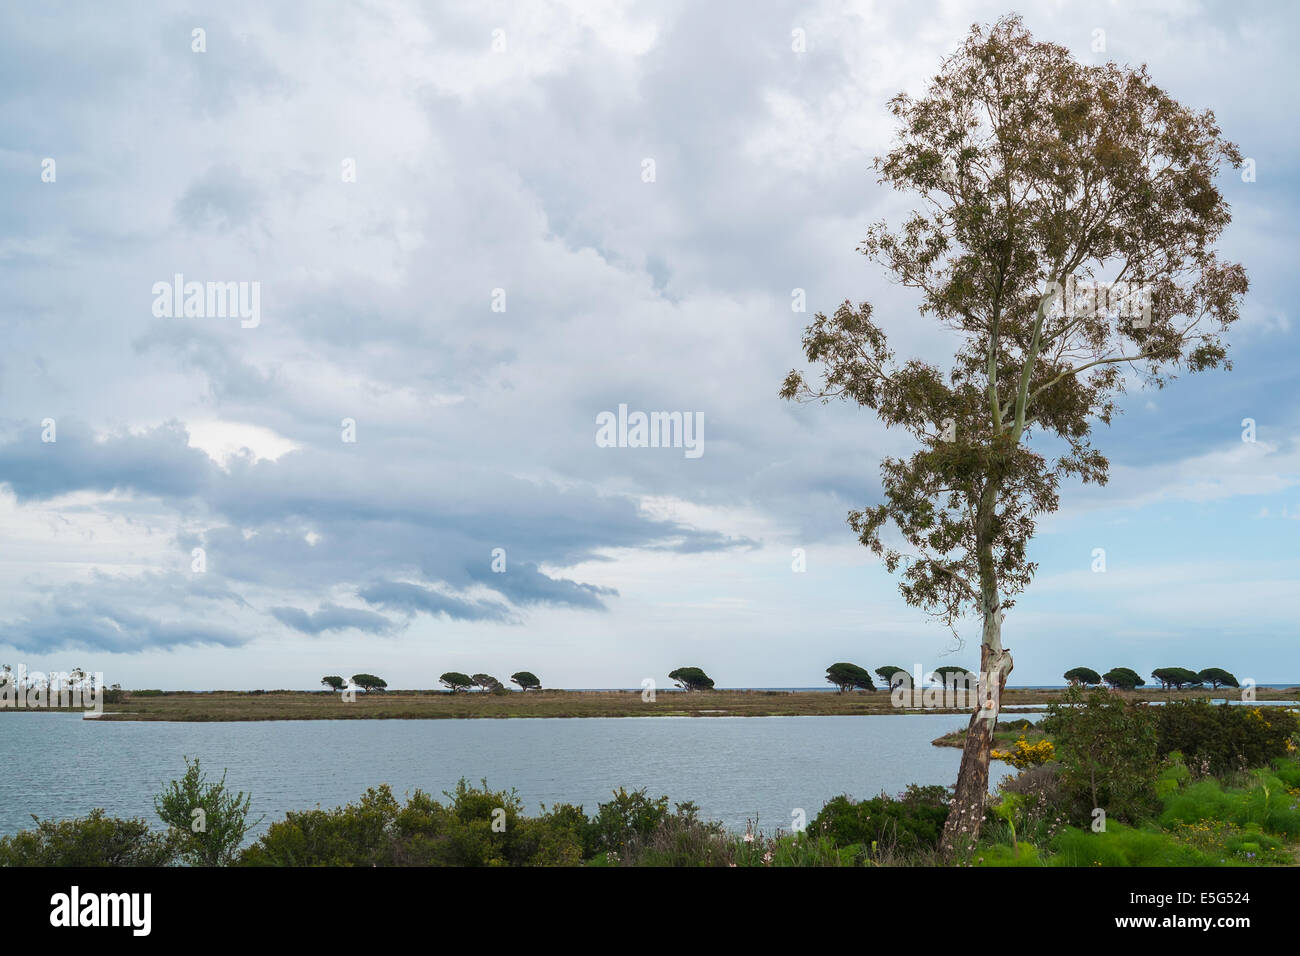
left=13, top=684, right=1294, bottom=722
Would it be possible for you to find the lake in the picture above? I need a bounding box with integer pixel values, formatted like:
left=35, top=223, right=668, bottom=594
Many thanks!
left=0, top=712, right=1034, bottom=838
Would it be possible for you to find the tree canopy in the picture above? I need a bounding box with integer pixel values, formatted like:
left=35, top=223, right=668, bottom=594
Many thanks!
left=1151, top=667, right=1202, bottom=690
left=874, top=665, right=907, bottom=688
left=440, top=672, right=474, bottom=693
left=668, top=667, right=715, bottom=692
left=1197, top=668, right=1238, bottom=689
left=1064, top=667, right=1102, bottom=686
left=825, top=662, right=876, bottom=693
left=510, top=671, right=541, bottom=691
left=350, top=674, right=387, bottom=693
left=1103, top=667, right=1145, bottom=690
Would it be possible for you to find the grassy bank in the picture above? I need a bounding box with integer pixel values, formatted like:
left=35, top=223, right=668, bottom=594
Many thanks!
left=11, top=685, right=1293, bottom=722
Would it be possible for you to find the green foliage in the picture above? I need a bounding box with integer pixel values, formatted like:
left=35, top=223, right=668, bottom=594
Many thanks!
left=154, top=757, right=259, bottom=866
left=732, top=830, right=863, bottom=867
left=0, top=810, right=177, bottom=867
left=1050, top=823, right=1218, bottom=867
left=1063, top=667, right=1101, bottom=686
left=587, top=788, right=671, bottom=857
left=825, top=662, right=876, bottom=693
left=439, top=672, right=474, bottom=692
left=240, top=785, right=413, bottom=866
left=668, top=666, right=714, bottom=691
left=510, top=671, right=541, bottom=691
left=874, top=665, right=906, bottom=688
left=1194, top=667, right=1238, bottom=689
left=808, top=785, right=950, bottom=857
left=1271, top=757, right=1300, bottom=789
left=320, top=675, right=345, bottom=691
left=470, top=674, right=502, bottom=693
left=1102, top=667, right=1144, bottom=690
left=241, top=780, right=584, bottom=867
left=1041, top=685, right=1159, bottom=823
left=1159, top=773, right=1300, bottom=838
left=970, top=841, right=1046, bottom=867
left=603, top=801, right=731, bottom=866
left=1155, top=700, right=1298, bottom=776
left=1151, top=667, right=1202, bottom=690
left=349, top=674, right=387, bottom=692
left=932, top=666, right=974, bottom=683
left=997, top=762, right=1069, bottom=846
left=1155, top=752, right=1192, bottom=798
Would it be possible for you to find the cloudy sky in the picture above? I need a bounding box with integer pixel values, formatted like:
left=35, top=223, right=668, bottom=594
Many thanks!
left=1, top=0, right=1296, bottom=690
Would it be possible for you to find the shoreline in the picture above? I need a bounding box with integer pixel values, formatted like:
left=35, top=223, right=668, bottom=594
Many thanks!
left=3, top=686, right=1292, bottom=723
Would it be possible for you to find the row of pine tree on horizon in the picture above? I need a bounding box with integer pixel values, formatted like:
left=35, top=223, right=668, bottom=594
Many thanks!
left=311, top=665, right=1245, bottom=695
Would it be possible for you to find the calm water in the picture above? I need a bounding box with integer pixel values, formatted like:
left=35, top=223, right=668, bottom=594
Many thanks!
left=0, top=713, right=1033, bottom=838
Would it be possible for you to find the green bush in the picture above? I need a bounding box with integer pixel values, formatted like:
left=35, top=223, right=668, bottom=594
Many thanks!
left=241, top=780, right=584, bottom=866
left=0, top=810, right=177, bottom=866
left=1156, top=701, right=1298, bottom=776
left=240, top=785, right=410, bottom=866
left=154, top=757, right=259, bottom=866
left=808, top=784, right=950, bottom=856
left=1041, top=685, right=1159, bottom=823
left=610, top=804, right=731, bottom=866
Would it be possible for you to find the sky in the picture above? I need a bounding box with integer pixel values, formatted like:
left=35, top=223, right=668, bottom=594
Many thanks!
left=0, top=0, right=1296, bottom=690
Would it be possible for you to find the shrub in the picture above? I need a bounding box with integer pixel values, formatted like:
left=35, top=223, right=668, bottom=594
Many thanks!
left=613, top=804, right=731, bottom=867
left=154, top=757, right=259, bottom=866
left=998, top=762, right=1070, bottom=845
left=586, top=787, right=672, bottom=857
left=1156, top=701, right=1298, bottom=776
left=0, top=810, right=178, bottom=867
left=991, top=736, right=1055, bottom=769
left=808, top=784, right=950, bottom=857
left=1041, top=685, right=1159, bottom=823
left=241, top=780, right=584, bottom=866
left=241, top=785, right=411, bottom=866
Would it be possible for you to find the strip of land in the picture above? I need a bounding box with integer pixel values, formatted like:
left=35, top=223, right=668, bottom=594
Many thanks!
left=7, top=686, right=1294, bottom=722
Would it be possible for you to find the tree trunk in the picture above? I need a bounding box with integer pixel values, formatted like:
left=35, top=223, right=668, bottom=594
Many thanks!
left=941, top=477, right=1011, bottom=859
left=941, top=629, right=1012, bottom=857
